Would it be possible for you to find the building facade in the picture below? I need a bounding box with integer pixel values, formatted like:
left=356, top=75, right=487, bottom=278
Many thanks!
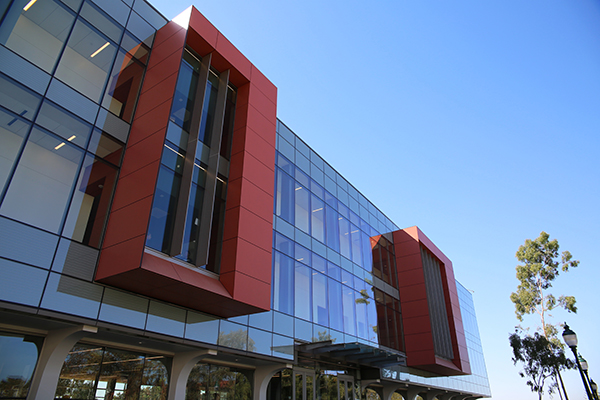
left=0, top=0, right=491, bottom=399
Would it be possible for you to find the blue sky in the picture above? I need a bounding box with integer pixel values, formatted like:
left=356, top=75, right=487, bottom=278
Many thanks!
left=148, top=0, right=600, bottom=398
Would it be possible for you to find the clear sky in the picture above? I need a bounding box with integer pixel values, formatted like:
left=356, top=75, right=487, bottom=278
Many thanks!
left=148, top=0, right=600, bottom=398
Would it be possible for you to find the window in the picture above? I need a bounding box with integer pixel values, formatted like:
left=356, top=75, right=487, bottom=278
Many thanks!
left=0, top=0, right=76, bottom=73
left=0, top=127, right=84, bottom=233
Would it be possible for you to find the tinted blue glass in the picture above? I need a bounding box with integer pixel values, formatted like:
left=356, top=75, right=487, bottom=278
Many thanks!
left=170, top=61, right=198, bottom=132
left=294, top=183, right=310, bottom=233
left=294, top=263, right=311, bottom=321
left=324, top=205, right=339, bottom=252
left=275, top=169, right=295, bottom=225
left=310, top=180, right=324, bottom=199
left=177, top=167, right=205, bottom=264
left=295, top=167, right=309, bottom=188
left=324, top=191, right=337, bottom=209
left=341, top=270, right=353, bottom=288
left=0, top=258, right=47, bottom=306
left=310, top=195, right=325, bottom=243
left=273, top=311, right=294, bottom=337
left=327, top=262, right=341, bottom=281
left=185, top=312, right=219, bottom=344
left=276, top=153, right=294, bottom=176
left=146, top=165, right=181, bottom=252
left=294, top=243, right=310, bottom=266
left=98, top=288, right=148, bottom=329
left=312, top=272, right=328, bottom=327
left=272, top=251, right=294, bottom=315
left=41, top=273, right=103, bottom=319
left=218, top=321, right=248, bottom=350
left=350, top=223, right=362, bottom=265
left=198, top=77, right=218, bottom=144
left=328, top=278, right=343, bottom=331
left=146, top=301, right=186, bottom=337
left=312, top=253, right=326, bottom=274
left=338, top=217, right=351, bottom=260
left=274, top=232, right=294, bottom=257
left=272, top=334, right=293, bottom=360
left=248, top=328, right=272, bottom=355
left=342, top=286, right=356, bottom=336
left=361, top=232, right=373, bottom=271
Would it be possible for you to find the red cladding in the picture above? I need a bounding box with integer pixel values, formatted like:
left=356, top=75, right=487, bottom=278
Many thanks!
left=392, top=226, right=471, bottom=376
left=95, top=8, right=276, bottom=318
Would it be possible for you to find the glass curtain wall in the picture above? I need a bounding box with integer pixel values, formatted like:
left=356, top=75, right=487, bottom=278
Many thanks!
left=272, top=150, right=404, bottom=350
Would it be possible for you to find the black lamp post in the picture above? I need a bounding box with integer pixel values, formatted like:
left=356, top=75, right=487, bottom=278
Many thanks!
left=562, top=323, right=594, bottom=400
left=578, top=355, right=599, bottom=400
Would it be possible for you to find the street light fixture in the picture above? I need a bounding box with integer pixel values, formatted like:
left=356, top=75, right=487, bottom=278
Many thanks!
left=562, top=323, right=594, bottom=400
left=579, top=355, right=599, bottom=400
left=591, top=380, right=598, bottom=400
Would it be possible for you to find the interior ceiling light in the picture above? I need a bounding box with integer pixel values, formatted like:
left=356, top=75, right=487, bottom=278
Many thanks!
left=23, top=0, right=37, bottom=11
left=67, top=135, right=76, bottom=141
left=91, top=42, right=110, bottom=58
left=54, top=142, right=65, bottom=150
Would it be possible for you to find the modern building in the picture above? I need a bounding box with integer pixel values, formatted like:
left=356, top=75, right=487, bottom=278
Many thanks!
left=0, top=0, right=491, bottom=399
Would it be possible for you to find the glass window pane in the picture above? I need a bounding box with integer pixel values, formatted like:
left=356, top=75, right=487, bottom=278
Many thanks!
left=272, top=251, right=294, bottom=315
left=62, top=154, right=117, bottom=248
left=55, top=344, right=102, bottom=399
left=324, top=205, right=339, bottom=252
left=342, top=286, right=356, bottom=336
left=0, top=333, right=40, bottom=399
left=146, top=165, right=181, bottom=253
left=1, top=128, right=84, bottom=233
left=338, top=217, right=351, bottom=260
left=102, top=49, right=145, bottom=123
left=55, top=19, right=117, bottom=102
left=275, top=168, right=294, bottom=225
left=120, top=31, right=150, bottom=64
left=0, top=73, right=42, bottom=120
left=0, top=0, right=76, bottom=73
left=328, top=278, right=343, bottom=331
left=146, top=301, right=186, bottom=337
left=170, top=60, right=198, bottom=132
left=35, top=100, right=92, bottom=148
left=80, top=1, right=123, bottom=43
left=350, top=223, right=362, bottom=265
left=0, top=108, right=30, bottom=194
left=294, top=262, right=311, bottom=321
left=313, top=271, right=328, bottom=327
left=87, top=128, right=124, bottom=165
left=295, top=183, right=310, bottom=233
left=311, top=195, right=324, bottom=243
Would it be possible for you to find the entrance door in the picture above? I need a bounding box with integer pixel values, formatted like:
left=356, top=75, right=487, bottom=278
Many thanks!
left=337, top=375, right=354, bottom=400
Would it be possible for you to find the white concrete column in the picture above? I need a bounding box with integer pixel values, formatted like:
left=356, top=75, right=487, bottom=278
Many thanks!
left=422, top=390, right=444, bottom=400
left=253, top=364, right=293, bottom=400
left=381, top=382, right=404, bottom=400
left=168, top=349, right=217, bottom=400
left=403, top=387, right=423, bottom=400
left=27, top=325, right=98, bottom=400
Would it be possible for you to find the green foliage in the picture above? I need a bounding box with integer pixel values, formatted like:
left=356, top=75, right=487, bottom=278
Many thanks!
left=510, top=231, right=579, bottom=339
left=509, top=331, right=574, bottom=399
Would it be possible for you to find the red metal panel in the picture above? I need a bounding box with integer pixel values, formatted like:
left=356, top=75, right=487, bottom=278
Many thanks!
left=109, top=161, right=160, bottom=212
left=101, top=195, right=153, bottom=249
left=392, top=226, right=470, bottom=376
left=117, top=131, right=164, bottom=180
left=95, top=7, right=275, bottom=318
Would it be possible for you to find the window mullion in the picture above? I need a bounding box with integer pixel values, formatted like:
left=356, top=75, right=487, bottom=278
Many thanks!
left=168, top=52, right=212, bottom=257
left=195, top=68, right=230, bottom=268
